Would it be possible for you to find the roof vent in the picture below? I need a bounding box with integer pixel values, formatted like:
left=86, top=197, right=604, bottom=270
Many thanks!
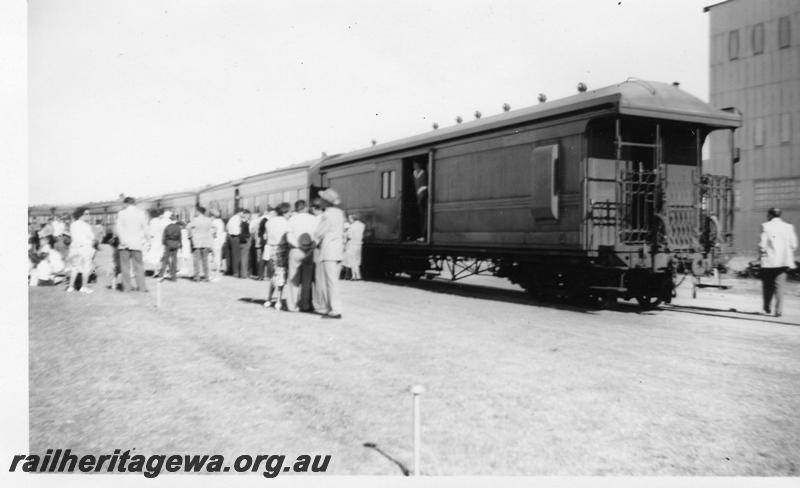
left=672, top=81, right=680, bottom=87
left=474, top=111, right=482, bottom=119
left=537, top=93, right=547, bottom=103
left=502, top=103, right=511, bottom=112
left=577, top=82, right=587, bottom=93
left=455, top=116, right=463, bottom=124
left=432, top=122, right=439, bottom=130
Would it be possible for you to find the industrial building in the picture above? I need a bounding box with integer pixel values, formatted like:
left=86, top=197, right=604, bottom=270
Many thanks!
left=705, top=0, right=800, bottom=256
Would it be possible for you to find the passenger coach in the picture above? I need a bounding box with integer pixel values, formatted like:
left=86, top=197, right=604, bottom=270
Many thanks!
left=317, top=80, right=742, bottom=307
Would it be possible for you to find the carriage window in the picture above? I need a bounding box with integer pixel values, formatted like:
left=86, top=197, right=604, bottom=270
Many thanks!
left=530, top=144, right=559, bottom=220
left=381, top=171, right=396, bottom=199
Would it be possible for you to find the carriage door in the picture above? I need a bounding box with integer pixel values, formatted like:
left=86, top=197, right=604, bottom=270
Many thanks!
left=400, top=153, right=431, bottom=242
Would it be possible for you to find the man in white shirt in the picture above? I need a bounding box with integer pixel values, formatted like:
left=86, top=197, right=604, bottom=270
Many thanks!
left=284, top=200, right=318, bottom=312
left=759, top=207, right=798, bottom=317
left=66, top=207, right=97, bottom=293
left=345, top=214, right=366, bottom=281
left=115, top=197, right=150, bottom=292
left=314, top=189, right=346, bottom=319
left=226, top=209, right=243, bottom=277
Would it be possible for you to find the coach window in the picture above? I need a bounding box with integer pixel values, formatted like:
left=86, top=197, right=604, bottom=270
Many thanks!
left=752, top=23, right=764, bottom=55
left=778, top=16, right=790, bottom=49
left=381, top=171, right=396, bottom=199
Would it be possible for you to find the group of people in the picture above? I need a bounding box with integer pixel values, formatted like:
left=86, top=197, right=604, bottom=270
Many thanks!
left=28, top=209, right=105, bottom=292
left=28, top=189, right=364, bottom=319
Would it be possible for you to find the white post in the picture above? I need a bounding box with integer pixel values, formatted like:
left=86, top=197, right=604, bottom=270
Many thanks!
left=411, top=385, right=425, bottom=476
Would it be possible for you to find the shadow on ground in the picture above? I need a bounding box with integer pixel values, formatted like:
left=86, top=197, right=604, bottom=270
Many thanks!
left=368, top=275, right=662, bottom=315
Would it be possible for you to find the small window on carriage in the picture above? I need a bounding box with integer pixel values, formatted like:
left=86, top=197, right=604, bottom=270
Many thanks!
left=530, top=144, right=560, bottom=220
left=381, top=171, right=396, bottom=199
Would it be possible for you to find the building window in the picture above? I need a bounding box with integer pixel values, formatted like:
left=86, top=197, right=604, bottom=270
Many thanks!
left=754, top=118, right=765, bottom=147
left=752, top=23, right=764, bottom=54
left=728, top=30, right=740, bottom=60
left=780, top=113, right=792, bottom=144
left=754, top=178, right=800, bottom=209
left=380, top=171, right=396, bottom=199
left=778, top=16, right=791, bottom=49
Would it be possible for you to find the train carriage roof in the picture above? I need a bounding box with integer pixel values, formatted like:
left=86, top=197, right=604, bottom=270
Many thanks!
left=322, top=79, right=742, bottom=168
left=198, top=156, right=329, bottom=194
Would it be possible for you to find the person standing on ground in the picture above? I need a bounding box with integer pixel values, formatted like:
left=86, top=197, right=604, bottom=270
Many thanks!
left=256, top=208, right=272, bottom=280
left=263, top=203, right=290, bottom=310
left=226, top=209, right=243, bottom=277
left=115, top=197, right=150, bottom=292
left=159, top=213, right=182, bottom=281
left=759, top=207, right=798, bottom=317
left=310, top=198, right=325, bottom=313
left=239, top=209, right=252, bottom=278
left=210, top=208, right=226, bottom=280
left=66, top=207, right=96, bottom=293
left=314, top=189, right=346, bottom=319
left=285, top=200, right=317, bottom=312
left=187, top=206, right=214, bottom=281
left=345, top=213, right=365, bottom=280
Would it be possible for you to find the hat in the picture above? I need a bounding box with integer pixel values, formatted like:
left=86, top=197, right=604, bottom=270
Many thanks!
left=318, top=188, right=341, bottom=205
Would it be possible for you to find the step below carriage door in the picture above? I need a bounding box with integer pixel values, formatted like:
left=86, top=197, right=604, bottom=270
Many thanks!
left=530, top=143, right=560, bottom=222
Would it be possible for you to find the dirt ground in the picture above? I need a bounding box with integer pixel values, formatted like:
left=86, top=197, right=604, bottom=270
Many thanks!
left=28, top=269, right=800, bottom=476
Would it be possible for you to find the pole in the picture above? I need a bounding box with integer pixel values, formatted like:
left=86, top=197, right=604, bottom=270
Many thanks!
left=156, top=279, right=161, bottom=309
left=411, top=385, right=425, bottom=476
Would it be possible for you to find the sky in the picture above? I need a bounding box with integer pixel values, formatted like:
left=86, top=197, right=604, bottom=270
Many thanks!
left=28, top=0, right=713, bottom=205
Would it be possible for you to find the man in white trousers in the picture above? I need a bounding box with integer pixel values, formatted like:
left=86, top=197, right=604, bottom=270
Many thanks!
left=314, top=189, right=346, bottom=319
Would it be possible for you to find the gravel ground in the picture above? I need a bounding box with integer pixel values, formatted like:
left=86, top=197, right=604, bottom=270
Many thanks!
left=28, top=270, right=800, bottom=476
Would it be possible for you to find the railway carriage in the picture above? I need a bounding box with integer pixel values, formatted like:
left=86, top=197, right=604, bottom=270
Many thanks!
left=317, top=80, right=742, bottom=307
left=146, top=191, right=200, bottom=223
left=198, top=181, right=238, bottom=220
left=198, top=157, right=330, bottom=218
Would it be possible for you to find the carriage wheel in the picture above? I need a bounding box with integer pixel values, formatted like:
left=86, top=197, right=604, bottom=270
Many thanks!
left=636, top=295, right=663, bottom=309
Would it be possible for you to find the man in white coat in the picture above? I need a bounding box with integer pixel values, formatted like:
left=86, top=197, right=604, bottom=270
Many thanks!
left=116, top=197, right=150, bottom=292
left=759, top=207, right=798, bottom=317
left=314, top=189, right=346, bottom=319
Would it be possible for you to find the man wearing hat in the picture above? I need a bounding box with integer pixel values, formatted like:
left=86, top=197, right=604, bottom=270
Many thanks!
left=759, top=207, right=797, bottom=317
left=314, top=188, right=346, bottom=319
